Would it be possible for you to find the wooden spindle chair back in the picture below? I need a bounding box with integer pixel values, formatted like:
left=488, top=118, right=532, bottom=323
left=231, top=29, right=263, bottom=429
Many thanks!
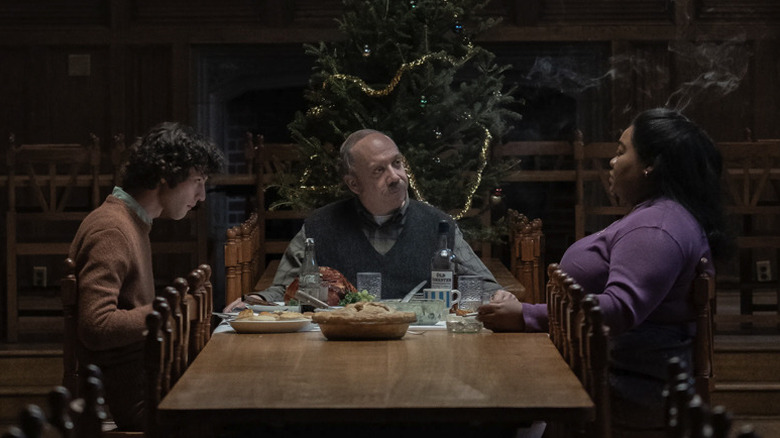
left=663, top=357, right=761, bottom=438
left=224, top=212, right=261, bottom=306
left=545, top=262, right=611, bottom=438
left=584, top=303, right=611, bottom=438
left=61, top=257, right=81, bottom=397
left=185, top=264, right=213, bottom=360
left=507, top=210, right=545, bottom=303
left=691, top=257, right=716, bottom=404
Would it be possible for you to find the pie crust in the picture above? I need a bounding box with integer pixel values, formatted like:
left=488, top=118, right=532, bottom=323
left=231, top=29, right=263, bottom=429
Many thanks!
left=312, top=302, right=416, bottom=324
left=312, top=302, right=416, bottom=340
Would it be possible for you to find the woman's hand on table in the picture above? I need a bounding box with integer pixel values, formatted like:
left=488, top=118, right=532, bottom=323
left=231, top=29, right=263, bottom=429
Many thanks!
left=490, top=289, right=518, bottom=303
left=476, top=292, right=526, bottom=332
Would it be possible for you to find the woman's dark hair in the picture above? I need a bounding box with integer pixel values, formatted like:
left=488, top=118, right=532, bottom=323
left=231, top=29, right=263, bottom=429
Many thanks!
left=631, top=108, right=729, bottom=259
left=121, top=122, right=224, bottom=191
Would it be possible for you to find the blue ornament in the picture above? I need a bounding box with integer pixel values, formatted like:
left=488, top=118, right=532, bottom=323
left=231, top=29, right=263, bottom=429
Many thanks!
left=453, top=21, right=463, bottom=34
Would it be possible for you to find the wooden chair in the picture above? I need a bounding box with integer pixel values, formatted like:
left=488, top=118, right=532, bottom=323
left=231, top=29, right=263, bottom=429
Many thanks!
left=545, top=262, right=611, bottom=438
left=71, top=311, right=167, bottom=438
left=506, top=209, right=545, bottom=303
left=582, top=303, right=611, bottom=438
left=249, top=134, right=309, bottom=277
left=691, top=257, right=716, bottom=404
left=183, top=264, right=213, bottom=361
left=1, top=387, right=76, bottom=438
left=718, top=137, right=780, bottom=319
left=546, top=263, right=563, bottom=351
left=160, top=284, right=190, bottom=384
left=663, top=358, right=761, bottom=438
left=224, top=211, right=261, bottom=305
left=574, top=130, right=631, bottom=240
left=60, top=258, right=207, bottom=436
left=5, top=134, right=105, bottom=342
left=61, top=257, right=80, bottom=397
left=492, top=139, right=577, bottom=184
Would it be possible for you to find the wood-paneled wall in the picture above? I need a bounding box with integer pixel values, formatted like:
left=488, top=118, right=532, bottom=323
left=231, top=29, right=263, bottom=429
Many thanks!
left=0, top=0, right=777, bottom=150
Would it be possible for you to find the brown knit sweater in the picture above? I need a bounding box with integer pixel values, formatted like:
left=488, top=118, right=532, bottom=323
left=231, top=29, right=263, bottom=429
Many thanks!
left=69, top=195, right=155, bottom=366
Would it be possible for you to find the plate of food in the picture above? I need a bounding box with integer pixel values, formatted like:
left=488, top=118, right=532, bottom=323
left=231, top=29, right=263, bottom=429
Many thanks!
left=247, top=304, right=301, bottom=313
left=311, top=301, right=417, bottom=340
left=228, top=308, right=313, bottom=334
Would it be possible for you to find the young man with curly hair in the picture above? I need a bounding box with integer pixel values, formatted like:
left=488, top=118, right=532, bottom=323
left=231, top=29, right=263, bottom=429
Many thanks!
left=68, top=122, right=224, bottom=431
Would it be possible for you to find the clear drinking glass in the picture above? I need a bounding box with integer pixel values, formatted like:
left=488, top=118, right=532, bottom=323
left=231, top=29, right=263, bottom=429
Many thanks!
left=457, top=275, right=483, bottom=313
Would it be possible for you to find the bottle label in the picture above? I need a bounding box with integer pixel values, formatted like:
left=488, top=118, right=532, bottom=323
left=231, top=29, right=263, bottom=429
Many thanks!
left=431, top=271, right=454, bottom=290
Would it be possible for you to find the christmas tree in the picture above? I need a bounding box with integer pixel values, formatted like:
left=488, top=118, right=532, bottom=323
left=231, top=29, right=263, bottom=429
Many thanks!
left=279, top=0, right=520, bottom=237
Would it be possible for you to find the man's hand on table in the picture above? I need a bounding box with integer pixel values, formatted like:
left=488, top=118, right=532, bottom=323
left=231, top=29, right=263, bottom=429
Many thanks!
left=477, top=290, right=526, bottom=332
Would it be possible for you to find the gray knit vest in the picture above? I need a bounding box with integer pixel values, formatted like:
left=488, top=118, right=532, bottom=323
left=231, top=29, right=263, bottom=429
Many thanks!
left=305, top=198, right=454, bottom=299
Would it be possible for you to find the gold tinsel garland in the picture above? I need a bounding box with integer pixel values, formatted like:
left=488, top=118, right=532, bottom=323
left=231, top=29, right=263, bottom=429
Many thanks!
left=321, top=44, right=476, bottom=98
left=298, top=44, right=492, bottom=220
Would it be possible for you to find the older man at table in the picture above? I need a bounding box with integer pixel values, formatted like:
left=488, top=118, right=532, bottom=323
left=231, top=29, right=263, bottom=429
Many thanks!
left=69, top=122, right=224, bottom=431
left=226, top=129, right=511, bottom=310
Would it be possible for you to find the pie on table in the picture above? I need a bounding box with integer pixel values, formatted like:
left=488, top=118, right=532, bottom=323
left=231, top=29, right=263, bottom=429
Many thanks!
left=312, top=302, right=417, bottom=340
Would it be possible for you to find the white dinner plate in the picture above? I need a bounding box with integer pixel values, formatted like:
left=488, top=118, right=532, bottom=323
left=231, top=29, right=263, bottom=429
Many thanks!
left=247, top=304, right=301, bottom=313
left=228, top=319, right=311, bottom=334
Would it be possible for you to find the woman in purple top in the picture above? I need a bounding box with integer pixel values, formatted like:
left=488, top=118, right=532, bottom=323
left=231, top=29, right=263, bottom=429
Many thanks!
left=478, top=108, right=729, bottom=436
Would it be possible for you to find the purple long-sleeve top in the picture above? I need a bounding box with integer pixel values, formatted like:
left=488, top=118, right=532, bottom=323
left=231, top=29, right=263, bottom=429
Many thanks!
left=523, top=197, right=713, bottom=335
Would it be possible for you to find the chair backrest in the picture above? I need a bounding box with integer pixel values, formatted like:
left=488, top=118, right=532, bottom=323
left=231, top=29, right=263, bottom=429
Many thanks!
left=160, top=284, right=189, bottom=384
left=198, top=264, right=214, bottom=346
left=546, top=263, right=562, bottom=349
left=691, top=257, right=716, bottom=404
left=2, top=386, right=77, bottom=438
left=184, top=264, right=213, bottom=361
left=492, top=139, right=577, bottom=183
left=248, top=134, right=308, bottom=275
left=545, top=263, right=611, bottom=438
left=61, top=257, right=80, bottom=397
left=144, top=311, right=165, bottom=438
left=574, top=131, right=631, bottom=240
left=718, top=137, right=780, bottom=318
left=6, top=134, right=102, bottom=214
left=663, top=357, right=760, bottom=438
left=6, top=135, right=106, bottom=342
left=506, top=209, right=545, bottom=303
left=224, top=212, right=260, bottom=305
left=583, top=303, right=611, bottom=438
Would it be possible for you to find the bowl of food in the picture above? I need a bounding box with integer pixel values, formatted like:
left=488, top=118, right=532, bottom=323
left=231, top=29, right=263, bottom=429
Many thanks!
left=445, top=314, right=483, bottom=333
left=386, top=299, right=446, bottom=325
left=311, top=302, right=417, bottom=340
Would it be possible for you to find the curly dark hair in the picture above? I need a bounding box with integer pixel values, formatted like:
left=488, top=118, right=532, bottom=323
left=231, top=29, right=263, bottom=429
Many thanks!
left=121, top=122, right=224, bottom=191
left=631, top=108, right=730, bottom=260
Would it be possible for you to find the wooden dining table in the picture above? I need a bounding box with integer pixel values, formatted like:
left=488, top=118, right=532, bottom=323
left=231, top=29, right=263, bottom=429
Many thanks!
left=157, top=328, right=593, bottom=437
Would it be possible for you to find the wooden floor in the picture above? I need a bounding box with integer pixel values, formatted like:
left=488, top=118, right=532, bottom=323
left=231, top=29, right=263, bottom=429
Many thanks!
left=712, top=289, right=780, bottom=436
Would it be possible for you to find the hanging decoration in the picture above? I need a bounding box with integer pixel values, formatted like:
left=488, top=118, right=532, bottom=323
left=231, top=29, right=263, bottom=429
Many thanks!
left=297, top=23, right=492, bottom=219
left=322, top=43, right=477, bottom=98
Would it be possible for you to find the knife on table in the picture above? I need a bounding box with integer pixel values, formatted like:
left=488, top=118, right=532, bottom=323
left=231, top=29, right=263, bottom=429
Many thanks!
left=294, top=290, right=330, bottom=309
left=401, top=280, right=428, bottom=303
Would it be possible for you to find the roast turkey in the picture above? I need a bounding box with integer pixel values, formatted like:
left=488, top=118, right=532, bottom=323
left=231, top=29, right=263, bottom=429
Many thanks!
left=284, top=266, right=358, bottom=306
